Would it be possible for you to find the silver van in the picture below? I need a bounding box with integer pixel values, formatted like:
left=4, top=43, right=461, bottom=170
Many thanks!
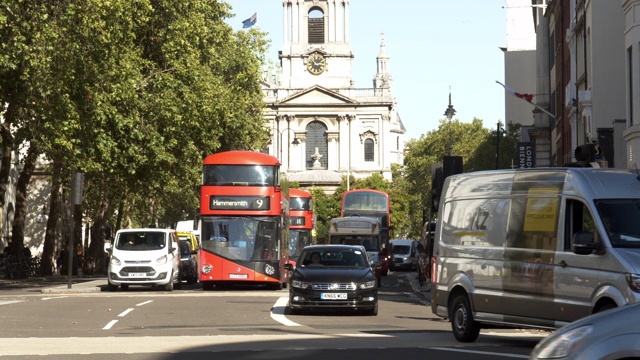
left=431, top=168, right=640, bottom=342
left=389, top=239, right=418, bottom=271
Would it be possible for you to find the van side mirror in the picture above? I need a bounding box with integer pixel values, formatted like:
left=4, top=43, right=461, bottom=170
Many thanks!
left=103, top=242, right=112, bottom=254
left=572, top=231, right=596, bottom=255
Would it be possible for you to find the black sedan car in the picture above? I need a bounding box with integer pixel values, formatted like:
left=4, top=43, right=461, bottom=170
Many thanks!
left=283, top=245, right=378, bottom=315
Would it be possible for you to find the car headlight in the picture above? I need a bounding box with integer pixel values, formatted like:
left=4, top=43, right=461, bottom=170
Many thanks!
left=291, top=280, right=310, bottom=289
left=155, top=255, right=168, bottom=265
left=534, top=326, right=593, bottom=359
left=360, top=280, right=376, bottom=289
left=110, top=256, right=121, bottom=266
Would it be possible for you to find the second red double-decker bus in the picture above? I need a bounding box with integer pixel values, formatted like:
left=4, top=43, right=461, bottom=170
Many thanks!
left=198, top=151, right=289, bottom=290
left=288, top=188, right=315, bottom=266
left=341, top=189, right=391, bottom=275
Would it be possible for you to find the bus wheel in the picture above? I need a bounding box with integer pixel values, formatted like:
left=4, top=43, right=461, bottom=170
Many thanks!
left=202, top=282, right=214, bottom=291
left=450, top=294, right=480, bottom=342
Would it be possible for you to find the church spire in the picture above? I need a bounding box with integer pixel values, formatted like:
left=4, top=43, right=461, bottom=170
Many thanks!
left=374, top=32, right=392, bottom=89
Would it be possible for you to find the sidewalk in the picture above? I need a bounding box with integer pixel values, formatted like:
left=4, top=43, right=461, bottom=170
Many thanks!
left=0, top=275, right=105, bottom=294
left=402, top=272, right=431, bottom=298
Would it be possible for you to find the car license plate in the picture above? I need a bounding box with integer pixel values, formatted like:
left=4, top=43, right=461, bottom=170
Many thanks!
left=321, top=293, right=347, bottom=300
left=129, top=273, right=146, bottom=278
left=229, top=274, right=247, bottom=279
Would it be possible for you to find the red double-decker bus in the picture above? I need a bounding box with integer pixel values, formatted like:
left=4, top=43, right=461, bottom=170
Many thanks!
left=341, top=189, right=391, bottom=275
left=288, top=188, right=315, bottom=266
left=198, top=151, right=289, bottom=290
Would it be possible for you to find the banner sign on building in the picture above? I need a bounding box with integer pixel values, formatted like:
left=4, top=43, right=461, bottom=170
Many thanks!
left=518, top=142, right=535, bottom=168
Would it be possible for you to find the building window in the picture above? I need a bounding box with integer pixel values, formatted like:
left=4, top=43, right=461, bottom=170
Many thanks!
left=306, top=120, right=328, bottom=169
left=308, top=8, right=324, bottom=44
left=364, top=139, right=374, bottom=162
left=629, top=46, right=634, bottom=126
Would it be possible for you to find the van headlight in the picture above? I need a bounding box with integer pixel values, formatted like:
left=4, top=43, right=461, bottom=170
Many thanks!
left=291, top=280, right=310, bottom=289
left=534, top=326, right=592, bottom=359
left=156, top=255, right=168, bottom=265
left=110, top=256, right=121, bottom=266
left=359, top=280, right=376, bottom=289
left=626, top=273, right=640, bottom=292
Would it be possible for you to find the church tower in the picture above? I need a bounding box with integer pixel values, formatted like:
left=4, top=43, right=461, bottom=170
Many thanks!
left=279, top=0, right=353, bottom=89
left=263, top=0, right=405, bottom=193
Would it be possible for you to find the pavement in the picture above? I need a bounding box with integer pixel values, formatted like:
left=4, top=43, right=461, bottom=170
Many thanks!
left=0, top=275, right=105, bottom=294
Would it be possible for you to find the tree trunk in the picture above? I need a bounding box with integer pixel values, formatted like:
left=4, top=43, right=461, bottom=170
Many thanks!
left=0, top=117, right=14, bottom=252
left=89, top=182, right=109, bottom=276
left=41, top=159, right=63, bottom=276
left=11, top=142, right=39, bottom=259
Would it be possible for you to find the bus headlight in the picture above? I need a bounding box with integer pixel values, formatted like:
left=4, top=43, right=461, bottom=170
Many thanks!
left=202, top=264, right=213, bottom=274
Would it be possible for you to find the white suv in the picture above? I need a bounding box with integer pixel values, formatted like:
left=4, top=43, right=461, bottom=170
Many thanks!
left=104, top=228, right=181, bottom=291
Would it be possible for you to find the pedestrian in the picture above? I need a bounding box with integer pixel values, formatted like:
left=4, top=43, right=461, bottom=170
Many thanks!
left=76, top=243, right=84, bottom=277
left=55, top=251, right=63, bottom=275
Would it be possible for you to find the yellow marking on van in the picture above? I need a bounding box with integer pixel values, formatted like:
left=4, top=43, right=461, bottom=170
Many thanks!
left=453, top=231, right=486, bottom=237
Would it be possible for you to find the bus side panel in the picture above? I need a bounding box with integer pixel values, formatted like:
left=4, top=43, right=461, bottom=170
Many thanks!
left=199, top=250, right=282, bottom=283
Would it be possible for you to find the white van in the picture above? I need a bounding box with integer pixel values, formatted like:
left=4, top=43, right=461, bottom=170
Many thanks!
left=431, top=168, right=640, bottom=342
left=389, top=239, right=418, bottom=271
left=104, top=228, right=181, bottom=291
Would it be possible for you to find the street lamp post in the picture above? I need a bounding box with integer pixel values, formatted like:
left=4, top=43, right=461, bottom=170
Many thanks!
left=278, top=127, right=299, bottom=169
left=443, top=90, right=456, bottom=156
left=496, top=121, right=503, bottom=169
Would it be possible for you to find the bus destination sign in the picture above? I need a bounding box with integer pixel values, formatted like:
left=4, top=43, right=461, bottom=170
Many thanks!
left=210, top=196, right=270, bottom=211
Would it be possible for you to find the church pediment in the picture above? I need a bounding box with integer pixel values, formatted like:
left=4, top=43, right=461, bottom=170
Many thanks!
left=277, top=85, right=356, bottom=105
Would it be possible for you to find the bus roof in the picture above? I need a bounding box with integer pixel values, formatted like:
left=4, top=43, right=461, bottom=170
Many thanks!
left=290, top=188, right=312, bottom=198
left=203, top=151, right=281, bottom=166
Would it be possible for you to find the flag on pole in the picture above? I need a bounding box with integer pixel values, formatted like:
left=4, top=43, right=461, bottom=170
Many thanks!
left=496, top=80, right=534, bottom=103
left=495, top=80, right=556, bottom=118
left=242, top=12, right=257, bottom=28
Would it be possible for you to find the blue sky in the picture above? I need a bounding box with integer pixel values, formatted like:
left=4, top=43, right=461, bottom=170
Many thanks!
left=224, top=0, right=507, bottom=141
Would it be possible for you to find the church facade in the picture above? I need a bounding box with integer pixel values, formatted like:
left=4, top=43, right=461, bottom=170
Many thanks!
left=261, top=0, right=405, bottom=193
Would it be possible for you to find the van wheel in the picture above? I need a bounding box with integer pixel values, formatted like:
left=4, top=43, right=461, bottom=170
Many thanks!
left=165, top=278, right=174, bottom=291
left=107, top=281, right=118, bottom=291
left=120, top=284, right=129, bottom=291
left=450, top=294, right=480, bottom=342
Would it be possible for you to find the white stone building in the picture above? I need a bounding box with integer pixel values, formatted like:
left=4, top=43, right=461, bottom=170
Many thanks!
left=261, top=0, right=405, bottom=192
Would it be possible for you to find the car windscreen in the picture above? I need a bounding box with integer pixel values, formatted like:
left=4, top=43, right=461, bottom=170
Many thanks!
left=300, top=249, right=368, bottom=268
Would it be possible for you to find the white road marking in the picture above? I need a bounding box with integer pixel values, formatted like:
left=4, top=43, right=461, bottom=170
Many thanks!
left=0, top=300, right=23, bottom=306
left=270, top=297, right=301, bottom=326
left=136, top=300, right=153, bottom=306
left=118, top=308, right=134, bottom=317
left=102, top=320, right=118, bottom=330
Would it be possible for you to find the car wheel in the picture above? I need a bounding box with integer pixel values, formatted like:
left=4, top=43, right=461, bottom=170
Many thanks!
left=450, top=293, right=480, bottom=342
left=377, top=275, right=382, bottom=288
left=366, top=302, right=378, bottom=316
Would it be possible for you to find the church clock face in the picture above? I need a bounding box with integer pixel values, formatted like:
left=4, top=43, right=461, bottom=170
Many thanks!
left=307, top=53, right=327, bottom=75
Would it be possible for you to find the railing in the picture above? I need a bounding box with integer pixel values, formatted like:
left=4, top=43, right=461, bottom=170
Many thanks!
left=263, top=87, right=394, bottom=103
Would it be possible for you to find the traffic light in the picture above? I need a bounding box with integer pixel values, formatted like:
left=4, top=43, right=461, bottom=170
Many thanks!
left=431, top=156, right=463, bottom=214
